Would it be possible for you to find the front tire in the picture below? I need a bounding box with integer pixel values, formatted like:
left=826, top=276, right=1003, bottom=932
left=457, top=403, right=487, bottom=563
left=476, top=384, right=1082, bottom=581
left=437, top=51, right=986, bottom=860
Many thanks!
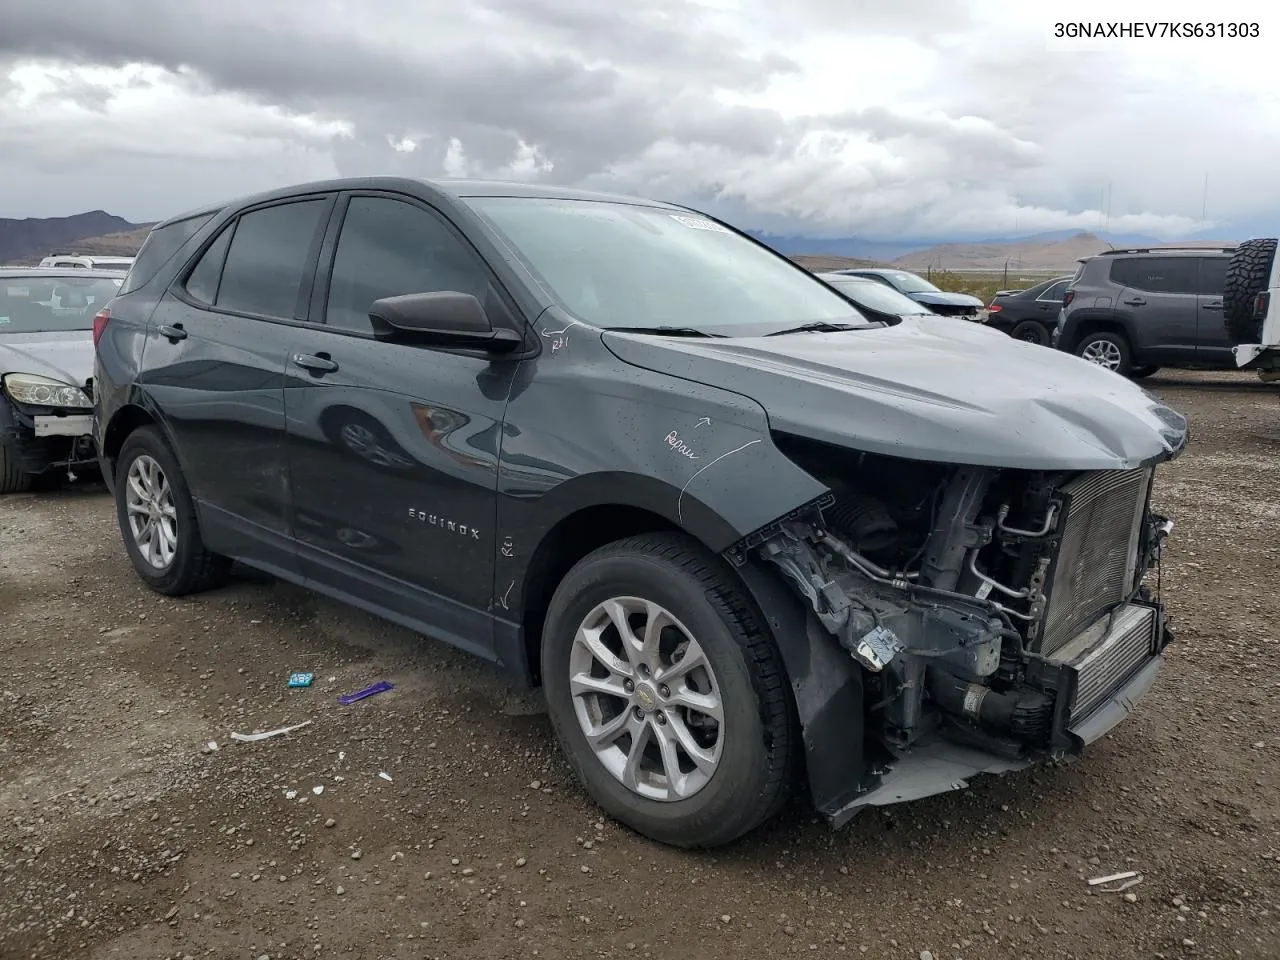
left=541, top=533, right=797, bottom=848
left=1076, top=331, right=1133, bottom=376
left=114, top=426, right=231, bottom=595
left=0, top=440, right=33, bottom=494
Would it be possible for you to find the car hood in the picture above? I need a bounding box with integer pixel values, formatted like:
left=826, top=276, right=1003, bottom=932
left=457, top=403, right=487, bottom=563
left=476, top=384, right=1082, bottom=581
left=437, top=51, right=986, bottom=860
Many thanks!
left=601, top=317, right=1188, bottom=471
left=909, top=290, right=986, bottom=308
left=0, top=332, right=94, bottom=387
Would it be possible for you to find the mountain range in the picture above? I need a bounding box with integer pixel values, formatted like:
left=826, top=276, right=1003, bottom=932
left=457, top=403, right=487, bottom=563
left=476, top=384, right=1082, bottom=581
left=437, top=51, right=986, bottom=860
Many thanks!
left=0, top=211, right=1270, bottom=273
left=0, top=211, right=155, bottom=266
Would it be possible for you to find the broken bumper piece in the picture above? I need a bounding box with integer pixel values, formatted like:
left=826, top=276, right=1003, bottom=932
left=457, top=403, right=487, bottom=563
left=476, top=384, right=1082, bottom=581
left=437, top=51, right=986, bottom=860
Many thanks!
left=33, top=414, right=94, bottom=438
left=824, top=602, right=1168, bottom=829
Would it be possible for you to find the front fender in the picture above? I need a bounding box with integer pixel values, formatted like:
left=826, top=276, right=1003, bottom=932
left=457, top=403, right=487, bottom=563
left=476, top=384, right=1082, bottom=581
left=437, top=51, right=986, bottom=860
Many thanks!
left=494, top=328, right=830, bottom=616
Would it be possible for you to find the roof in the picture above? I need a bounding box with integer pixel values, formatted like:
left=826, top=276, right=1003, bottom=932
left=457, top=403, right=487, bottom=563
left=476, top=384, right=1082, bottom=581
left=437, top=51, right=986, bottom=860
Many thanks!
left=817, top=272, right=879, bottom=282
left=833, top=267, right=915, bottom=277
left=1080, top=246, right=1236, bottom=263
left=0, top=266, right=128, bottom=278
left=155, top=176, right=683, bottom=230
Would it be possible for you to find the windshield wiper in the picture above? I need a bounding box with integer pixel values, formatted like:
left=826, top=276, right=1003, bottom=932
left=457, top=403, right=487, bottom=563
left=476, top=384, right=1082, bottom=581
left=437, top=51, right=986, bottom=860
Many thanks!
left=765, top=320, right=869, bottom=337
left=605, top=326, right=727, bottom=338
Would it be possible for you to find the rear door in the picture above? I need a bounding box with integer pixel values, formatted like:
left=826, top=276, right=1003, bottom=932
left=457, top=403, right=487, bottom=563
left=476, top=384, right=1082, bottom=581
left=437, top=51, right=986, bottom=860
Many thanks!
left=139, top=193, right=334, bottom=570
left=283, top=191, right=523, bottom=654
left=1108, top=256, right=1199, bottom=363
left=1194, top=255, right=1233, bottom=363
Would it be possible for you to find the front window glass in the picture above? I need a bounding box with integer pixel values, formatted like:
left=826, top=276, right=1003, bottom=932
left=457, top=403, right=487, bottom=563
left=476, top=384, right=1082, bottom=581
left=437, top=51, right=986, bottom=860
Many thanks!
left=829, top=280, right=930, bottom=315
left=465, top=197, right=864, bottom=333
left=881, top=270, right=940, bottom=294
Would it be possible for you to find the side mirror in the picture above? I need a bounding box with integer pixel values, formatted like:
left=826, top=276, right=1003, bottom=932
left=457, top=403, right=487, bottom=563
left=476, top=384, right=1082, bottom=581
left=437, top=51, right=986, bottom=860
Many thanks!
left=368, top=292, right=522, bottom=352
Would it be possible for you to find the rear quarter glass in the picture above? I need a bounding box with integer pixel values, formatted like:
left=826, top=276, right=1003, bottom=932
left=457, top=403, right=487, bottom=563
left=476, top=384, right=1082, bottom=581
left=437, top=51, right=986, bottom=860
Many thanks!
left=119, top=213, right=215, bottom=295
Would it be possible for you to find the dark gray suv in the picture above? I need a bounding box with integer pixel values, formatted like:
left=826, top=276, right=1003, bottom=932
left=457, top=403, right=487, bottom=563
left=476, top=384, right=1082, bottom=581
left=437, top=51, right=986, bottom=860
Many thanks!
left=1054, top=247, right=1237, bottom=378
left=91, top=176, right=1185, bottom=848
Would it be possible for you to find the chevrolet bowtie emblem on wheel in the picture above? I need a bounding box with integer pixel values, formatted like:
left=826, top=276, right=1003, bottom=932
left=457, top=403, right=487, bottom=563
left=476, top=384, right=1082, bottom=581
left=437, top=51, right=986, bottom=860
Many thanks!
left=407, top=507, right=481, bottom=540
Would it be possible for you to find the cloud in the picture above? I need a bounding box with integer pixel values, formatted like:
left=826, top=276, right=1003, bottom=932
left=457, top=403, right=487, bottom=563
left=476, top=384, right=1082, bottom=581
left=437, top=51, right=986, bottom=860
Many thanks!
left=0, top=0, right=1277, bottom=240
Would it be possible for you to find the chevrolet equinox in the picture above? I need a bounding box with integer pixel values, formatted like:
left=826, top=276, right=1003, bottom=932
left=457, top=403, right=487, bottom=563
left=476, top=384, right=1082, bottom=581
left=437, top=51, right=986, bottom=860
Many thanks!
left=93, top=177, right=1187, bottom=848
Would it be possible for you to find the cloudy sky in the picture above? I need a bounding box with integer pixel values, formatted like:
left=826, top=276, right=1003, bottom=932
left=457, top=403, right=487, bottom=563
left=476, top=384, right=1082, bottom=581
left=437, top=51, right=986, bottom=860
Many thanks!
left=1, top=0, right=1277, bottom=241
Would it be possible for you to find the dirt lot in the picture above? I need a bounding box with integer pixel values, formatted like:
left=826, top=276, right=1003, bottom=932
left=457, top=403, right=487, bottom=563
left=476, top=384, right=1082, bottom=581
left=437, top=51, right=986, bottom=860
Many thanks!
left=2, top=371, right=1279, bottom=960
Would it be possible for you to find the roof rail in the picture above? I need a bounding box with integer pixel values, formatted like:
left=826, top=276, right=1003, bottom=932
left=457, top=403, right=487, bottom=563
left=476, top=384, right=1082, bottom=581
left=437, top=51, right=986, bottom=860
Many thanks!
left=1097, top=246, right=1236, bottom=256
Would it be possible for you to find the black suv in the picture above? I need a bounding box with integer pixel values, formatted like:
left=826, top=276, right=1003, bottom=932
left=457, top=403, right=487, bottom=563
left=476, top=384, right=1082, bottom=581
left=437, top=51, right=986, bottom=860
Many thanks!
left=1054, top=247, right=1236, bottom=378
left=93, top=177, right=1185, bottom=848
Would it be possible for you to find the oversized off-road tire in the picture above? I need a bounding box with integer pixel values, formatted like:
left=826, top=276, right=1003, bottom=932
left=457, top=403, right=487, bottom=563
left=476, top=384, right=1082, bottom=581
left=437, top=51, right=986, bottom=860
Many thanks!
left=114, top=425, right=231, bottom=595
left=1223, top=238, right=1277, bottom=345
left=541, top=532, right=798, bottom=848
left=1010, top=320, right=1049, bottom=346
left=1075, top=330, right=1133, bottom=377
left=0, top=440, right=34, bottom=494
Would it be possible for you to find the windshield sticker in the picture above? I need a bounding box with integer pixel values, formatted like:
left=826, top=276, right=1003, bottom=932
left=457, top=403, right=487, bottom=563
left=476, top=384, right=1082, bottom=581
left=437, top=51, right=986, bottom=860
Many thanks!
left=669, top=214, right=732, bottom=234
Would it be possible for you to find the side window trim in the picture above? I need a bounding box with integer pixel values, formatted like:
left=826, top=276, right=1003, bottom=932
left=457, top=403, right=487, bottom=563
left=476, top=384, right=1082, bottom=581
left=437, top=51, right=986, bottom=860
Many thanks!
left=169, top=192, right=338, bottom=324
left=309, top=189, right=531, bottom=340
left=183, top=217, right=238, bottom=306
left=1036, top=281, right=1067, bottom=302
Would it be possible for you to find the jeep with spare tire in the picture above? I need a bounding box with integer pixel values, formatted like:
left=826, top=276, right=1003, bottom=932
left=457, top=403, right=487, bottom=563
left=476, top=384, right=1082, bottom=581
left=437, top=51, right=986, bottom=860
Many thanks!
left=1223, top=237, right=1280, bottom=381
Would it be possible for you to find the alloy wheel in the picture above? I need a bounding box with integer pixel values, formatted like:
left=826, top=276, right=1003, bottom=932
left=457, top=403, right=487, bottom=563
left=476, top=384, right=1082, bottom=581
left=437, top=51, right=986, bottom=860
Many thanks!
left=568, top=596, right=724, bottom=801
left=1080, top=339, right=1123, bottom=370
left=124, top=454, right=177, bottom=569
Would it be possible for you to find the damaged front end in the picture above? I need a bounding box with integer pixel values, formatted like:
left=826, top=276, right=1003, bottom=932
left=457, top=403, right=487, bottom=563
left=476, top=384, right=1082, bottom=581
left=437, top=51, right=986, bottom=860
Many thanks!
left=730, top=437, right=1176, bottom=826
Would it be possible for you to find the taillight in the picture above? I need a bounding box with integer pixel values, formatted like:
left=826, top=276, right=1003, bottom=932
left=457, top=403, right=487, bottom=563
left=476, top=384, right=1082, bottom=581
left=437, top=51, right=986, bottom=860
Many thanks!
left=988, top=303, right=1002, bottom=313
left=1062, top=290, right=1075, bottom=308
left=1254, top=291, right=1270, bottom=319
left=92, top=308, right=110, bottom=347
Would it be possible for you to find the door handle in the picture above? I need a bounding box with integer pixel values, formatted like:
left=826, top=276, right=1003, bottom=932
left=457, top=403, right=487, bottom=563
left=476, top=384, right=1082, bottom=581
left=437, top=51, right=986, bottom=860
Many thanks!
left=157, top=323, right=187, bottom=342
left=1122, top=297, right=1146, bottom=306
left=1202, top=301, right=1223, bottom=310
left=292, top=353, right=339, bottom=374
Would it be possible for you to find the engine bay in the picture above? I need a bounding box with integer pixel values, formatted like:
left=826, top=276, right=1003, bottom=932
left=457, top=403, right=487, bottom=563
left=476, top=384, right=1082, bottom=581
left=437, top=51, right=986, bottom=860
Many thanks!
left=743, top=435, right=1174, bottom=771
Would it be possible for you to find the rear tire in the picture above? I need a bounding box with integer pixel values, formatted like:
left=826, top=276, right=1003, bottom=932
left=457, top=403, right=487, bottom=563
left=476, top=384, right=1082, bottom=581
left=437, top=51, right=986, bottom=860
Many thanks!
left=540, top=532, right=797, bottom=848
left=0, top=441, right=33, bottom=494
left=1075, top=331, right=1133, bottom=377
left=114, top=426, right=231, bottom=596
left=1223, top=238, right=1277, bottom=345
left=1010, top=320, right=1049, bottom=346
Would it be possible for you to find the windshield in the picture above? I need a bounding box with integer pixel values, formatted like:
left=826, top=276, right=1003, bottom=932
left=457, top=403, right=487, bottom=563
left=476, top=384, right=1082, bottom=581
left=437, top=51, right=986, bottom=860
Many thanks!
left=828, top=279, right=932, bottom=316
left=465, top=197, right=865, bottom=333
left=0, top=276, right=121, bottom=333
left=880, top=270, right=939, bottom=294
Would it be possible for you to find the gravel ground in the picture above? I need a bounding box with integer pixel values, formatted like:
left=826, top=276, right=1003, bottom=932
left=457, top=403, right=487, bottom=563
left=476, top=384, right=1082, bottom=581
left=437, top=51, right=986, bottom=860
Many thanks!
left=2, top=370, right=1279, bottom=960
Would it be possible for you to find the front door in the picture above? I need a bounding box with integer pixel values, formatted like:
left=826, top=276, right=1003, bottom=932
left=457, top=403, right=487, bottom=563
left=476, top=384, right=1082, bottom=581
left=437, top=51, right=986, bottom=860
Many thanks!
left=140, top=194, right=334, bottom=569
left=1194, top=256, right=1234, bottom=364
left=284, top=191, right=522, bottom=656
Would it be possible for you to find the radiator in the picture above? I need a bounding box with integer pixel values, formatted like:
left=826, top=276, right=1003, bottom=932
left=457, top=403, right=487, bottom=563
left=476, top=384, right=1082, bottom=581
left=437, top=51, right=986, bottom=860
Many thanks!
left=1038, top=468, right=1153, bottom=657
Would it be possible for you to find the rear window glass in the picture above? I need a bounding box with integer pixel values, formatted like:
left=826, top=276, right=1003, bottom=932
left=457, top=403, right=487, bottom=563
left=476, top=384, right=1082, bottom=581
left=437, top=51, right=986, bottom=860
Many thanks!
left=119, top=213, right=215, bottom=295
left=0, top=275, right=122, bottom=333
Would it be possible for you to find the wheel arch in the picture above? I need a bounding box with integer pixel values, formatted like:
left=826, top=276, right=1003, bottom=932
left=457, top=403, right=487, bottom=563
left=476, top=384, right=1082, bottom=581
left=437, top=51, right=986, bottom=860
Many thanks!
left=1066, top=317, right=1132, bottom=354
left=101, top=400, right=169, bottom=477
left=515, top=487, right=718, bottom=687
